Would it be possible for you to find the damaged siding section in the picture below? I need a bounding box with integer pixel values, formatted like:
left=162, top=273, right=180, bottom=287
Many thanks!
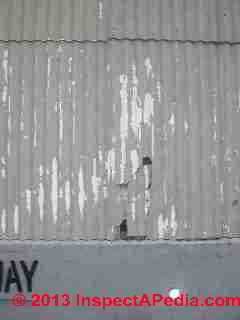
left=0, top=41, right=240, bottom=240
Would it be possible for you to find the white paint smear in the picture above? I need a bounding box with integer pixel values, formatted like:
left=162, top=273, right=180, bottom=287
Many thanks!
left=130, top=64, right=142, bottom=142
left=170, top=205, right=177, bottom=236
left=51, top=158, right=58, bottom=223
left=1, top=168, right=6, bottom=178
left=78, top=165, right=87, bottom=216
left=144, top=58, right=153, bottom=78
left=98, top=1, right=103, bottom=19
left=92, top=158, right=101, bottom=204
left=2, top=86, right=7, bottom=103
left=130, top=149, right=139, bottom=176
left=158, top=213, right=169, bottom=238
left=120, top=74, right=128, bottom=182
left=144, top=93, right=154, bottom=125
left=38, top=182, right=44, bottom=222
left=26, top=189, right=31, bottom=214
left=14, top=205, right=19, bottom=234
left=1, top=209, right=6, bottom=234
left=156, top=81, right=161, bottom=103
left=106, top=148, right=116, bottom=182
left=65, top=180, right=71, bottom=214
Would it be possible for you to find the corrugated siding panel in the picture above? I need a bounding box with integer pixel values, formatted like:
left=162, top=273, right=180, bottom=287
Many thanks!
left=0, top=41, right=240, bottom=240
left=0, top=0, right=240, bottom=42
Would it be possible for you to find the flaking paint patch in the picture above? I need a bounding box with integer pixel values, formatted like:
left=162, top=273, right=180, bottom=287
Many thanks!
left=78, top=165, right=87, bottom=216
left=51, top=157, right=58, bottom=223
left=144, top=93, right=154, bottom=126
left=130, top=149, right=139, bottom=176
left=14, top=205, right=19, bottom=234
left=98, top=1, right=103, bottom=19
left=1, top=209, right=6, bottom=234
left=106, top=148, right=116, bottom=182
left=144, top=58, right=153, bottom=79
left=131, top=195, right=136, bottom=220
left=65, top=180, right=71, bottom=214
left=1, top=168, right=6, bottom=178
left=38, top=182, right=44, bottom=222
left=2, top=86, right=7, bottom=103
left=120, top=74, right=128, bottom=183
left=59, top=102, right=63, bottom=142
left=170, top=205, right=177, bottom=236
left=92, top=158, right=101, bottom=204
left=130, top=64, right=142, bottom=142
left=26, top=189, right=31, bottom=214
left=158, top=213, right=168, bottom=238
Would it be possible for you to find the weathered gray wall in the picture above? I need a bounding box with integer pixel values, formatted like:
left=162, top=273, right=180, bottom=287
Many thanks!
left=0, top=240, right=240, bottom=319
left=1, top=41, right=240, bottom=240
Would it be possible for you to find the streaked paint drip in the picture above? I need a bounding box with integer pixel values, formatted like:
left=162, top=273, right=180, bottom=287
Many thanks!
left=156, top=81, right=161, bottom=103
left=170, top=204, right=177, bottom=236
left=65, top=180, right=71, bottom=214
left=59, top=102, right=63, bottom=142
left=130, top=64, right=142, bottom=142
left=119, top=74, right=128, bottom=183
left=98, top=1, right=103, bottom=19
left=14, top=205, right=19, bottom=234
left=168, top=112, right=175, bottom=135
left=144, top=57, right=153, bottom=79
left=131, top=195, right=136, bottom=220
left=158, top=213, right=168, bottom=238
left=2, top=50, right=8, bottom=82
left=26, top=189, right=31, bottom=214
left=68, top=57, right=72, bottom=73
left=51, top=157, right=58, bottom=223
left=130, top=149, right=139, bottom=177
left=184, top=120, right=190, bottom=135
left=219, top=182, right=224, bottom=203
left=1, top=168, right=6, bottom=178
left=92, top=158, right=101, bottom=204
left=33, top=110, right=37, bottom=147
left=1, top=209, right=6, bottom=234
left=78, top=165, right=87, bottom=216
left=144, top=93, right=154, bottom=126
left=2, top=86, right=7, bottom=103
left=38, top=181, right=44, bottom=222
left=106, top=148, right=116, bottom=182
left=47, top=56, right=51, bottom=89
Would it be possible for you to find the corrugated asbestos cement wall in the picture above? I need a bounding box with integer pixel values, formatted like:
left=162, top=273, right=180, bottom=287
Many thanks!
left=0, top=0, right=240, bottom=240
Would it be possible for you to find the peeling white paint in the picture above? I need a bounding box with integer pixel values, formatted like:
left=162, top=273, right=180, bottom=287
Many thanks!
left=2, top=56, right=8, bottom=83
left=158, top=213, right=168, bottom=238
left=170, top=205, right=177, bottom=236
left=130, top=64, right=142, bottom=141
left=144, top=93, right=154, bottom=125
left=106, top=148, right=116, bottom=182
left=59, top=102, right=63, bottom=142
left=120, top=74, right=128, bottom=182
left=131, top=195, right=136, bottom=220
left=51, top=157, right=58, bottom=223
left=144, top=58, right=153, bottom=78
left=168, top=112, right=175, bottom=134
left=156, top=81, right=161, bottom=103
left=65, top=180, right=71, bottom=213
left=130, top=149, right=139, bottom=176
left=38, top=181, right=44, bottom=222
left=92, top=158, right=101, bottom=204
left=2, top=86, right=7, bottom=103
left=26, top=189, right=31, bottom=214
left=1, top=168, right=6, bottom=178
left=98, top=1, right=103, bottom=19
left=1, top=209, right=6, bottom=234
left=78, top=165, right=86, bottom=216
left=14, top=205, right=19, bottom=234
